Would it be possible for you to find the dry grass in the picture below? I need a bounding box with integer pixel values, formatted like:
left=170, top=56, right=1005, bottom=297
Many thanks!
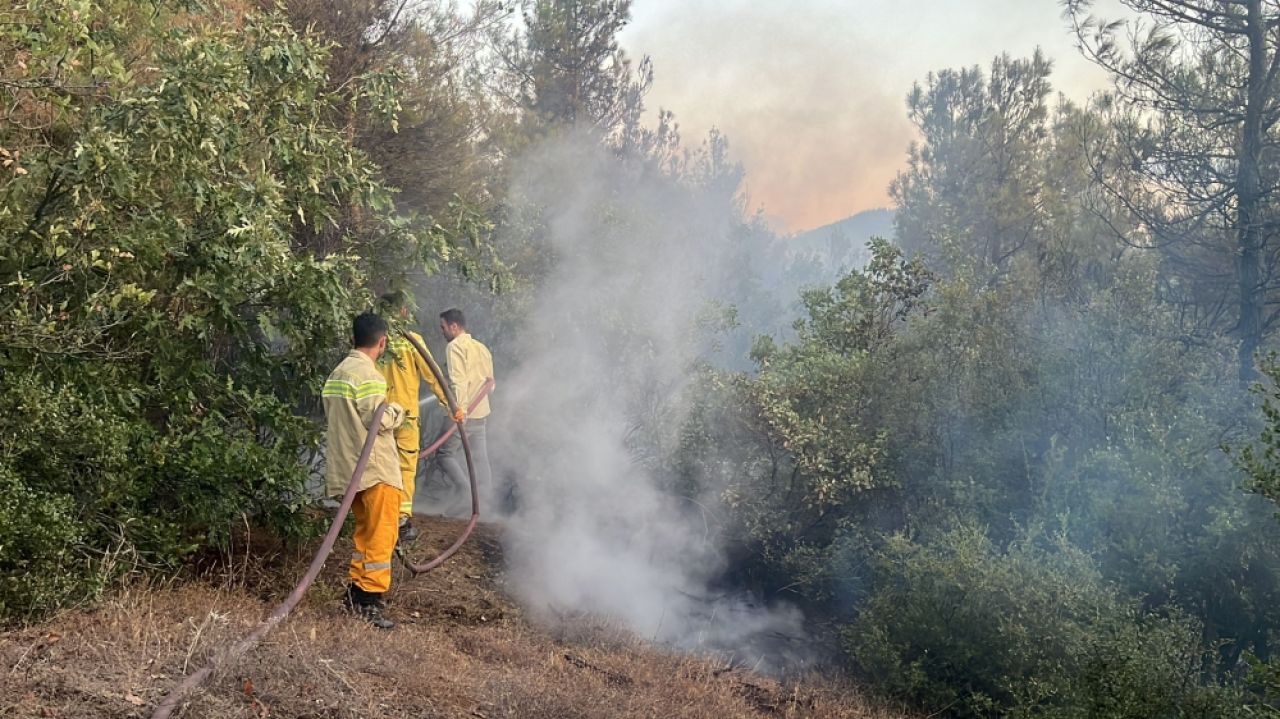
left=0, top=519, right=909, bottom=719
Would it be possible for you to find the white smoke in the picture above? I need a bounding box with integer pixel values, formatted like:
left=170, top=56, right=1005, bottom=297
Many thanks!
left=472, top=130, right=811, bottom=670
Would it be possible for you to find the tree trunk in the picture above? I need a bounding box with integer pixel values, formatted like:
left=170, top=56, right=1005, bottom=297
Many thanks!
left=1236, top=0, right=1267, bottom=383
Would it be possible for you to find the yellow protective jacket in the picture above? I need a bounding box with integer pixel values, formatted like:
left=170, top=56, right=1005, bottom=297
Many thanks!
left=445, top=332, right=494, bottom=419
left=323, top=350, right=405, bottom=497
left=379, top=331, right=448, bottom=433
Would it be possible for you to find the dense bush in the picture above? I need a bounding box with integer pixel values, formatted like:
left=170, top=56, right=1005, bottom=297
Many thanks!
left=681, top=240, right=1277, bottom=711
left=661, top=39, right=1280, bottom=711
left=0, top=1, right=470, bottom=619
left=0, top=462, right=89, bottom=621
left=844, top=526, right=1242, bottom=718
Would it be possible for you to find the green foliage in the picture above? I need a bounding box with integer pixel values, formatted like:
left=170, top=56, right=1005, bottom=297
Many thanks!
left=0, top=461, right=91, bottom=622
left=516, top=0, right=652, bottom=133
left=1237, top=360, right=1280, bottom=508
left=891, top=52, right=1053, bottom=278
left=677, top=52, right=1277, bottom=714
left=1242, top=654, right=1280, bottom=717
left=1066, top=0, right=1280, bottom=380
left=1231, top=361, right=1280, bottom=711
left=722, top=240, right=929, bottom=542
left=0, top=0, right=472, bottom=619
left=845, top=526, right=1242, bottom=718
left=272, top=0, right=507, bottom=288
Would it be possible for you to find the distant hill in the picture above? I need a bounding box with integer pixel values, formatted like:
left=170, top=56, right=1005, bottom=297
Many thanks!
left=789, top=208, right=895, bottom=270
left=719, top=208, right=898, bottom=358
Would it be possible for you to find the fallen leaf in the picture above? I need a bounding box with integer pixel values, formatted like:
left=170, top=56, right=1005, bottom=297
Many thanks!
left=124, top=693, right=145, bottom=706
left=243, top=678, right=255, bottom=697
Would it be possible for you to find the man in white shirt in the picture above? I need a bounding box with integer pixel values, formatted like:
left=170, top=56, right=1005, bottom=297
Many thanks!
left=435, top=308, right=494, bottom=513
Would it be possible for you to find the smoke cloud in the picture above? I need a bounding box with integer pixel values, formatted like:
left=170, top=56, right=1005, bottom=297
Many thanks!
left=458, top=131, right=811, bottom=670
left=620, top=0, right=1125, bottom=233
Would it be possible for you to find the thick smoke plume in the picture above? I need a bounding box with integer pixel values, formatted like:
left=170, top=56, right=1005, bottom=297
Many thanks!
left=455, top=131, right=810, bottom=669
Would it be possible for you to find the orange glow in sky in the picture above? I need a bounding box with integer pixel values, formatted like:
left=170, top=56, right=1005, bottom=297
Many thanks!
left=621, top=0, right=1124, bottom=233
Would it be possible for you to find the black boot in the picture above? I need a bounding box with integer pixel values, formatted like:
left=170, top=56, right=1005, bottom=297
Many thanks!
left=343, top=584, right=395, bottom=630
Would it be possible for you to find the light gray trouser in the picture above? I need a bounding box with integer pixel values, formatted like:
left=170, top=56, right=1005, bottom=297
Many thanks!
left=436, top=418, right=491, bottom=514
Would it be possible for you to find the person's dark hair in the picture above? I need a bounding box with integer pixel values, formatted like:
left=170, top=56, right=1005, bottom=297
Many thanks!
left=353, top=311, right=388, bottom=349
left=439, top=308, right=466, bottom=328
left=378, top=290, right=408, bottom=314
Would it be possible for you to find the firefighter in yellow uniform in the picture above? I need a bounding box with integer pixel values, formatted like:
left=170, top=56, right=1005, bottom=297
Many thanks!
left=377, top=292, right=449, bottom=540
left=323, top=312, right=405, bottom=629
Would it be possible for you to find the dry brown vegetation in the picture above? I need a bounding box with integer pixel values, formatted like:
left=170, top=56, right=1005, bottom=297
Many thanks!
left=0, top=519, right=909, bottom=719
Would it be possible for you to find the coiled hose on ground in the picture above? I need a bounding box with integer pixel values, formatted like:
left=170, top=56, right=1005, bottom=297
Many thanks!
left=151, top=333, right=492, bottom=718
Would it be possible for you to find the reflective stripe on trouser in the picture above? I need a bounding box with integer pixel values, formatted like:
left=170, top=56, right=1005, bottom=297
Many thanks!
left=395, top=419, right=420, bottom=519
left=349, top=482, right=401, bottom=594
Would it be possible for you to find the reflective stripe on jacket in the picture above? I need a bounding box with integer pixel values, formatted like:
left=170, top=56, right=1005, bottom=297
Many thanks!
left=323, top=350, right=405, bottom=497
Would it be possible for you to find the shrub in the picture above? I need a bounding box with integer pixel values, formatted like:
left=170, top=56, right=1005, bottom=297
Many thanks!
left=843, top=526, right=1242, bottom=718
left=0, top=1, right=467, bottom=619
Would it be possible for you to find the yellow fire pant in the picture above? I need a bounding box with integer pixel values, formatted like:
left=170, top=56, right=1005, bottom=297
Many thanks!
left=396, top=418, right=420, bottom=519
left=349, top=482, right=401, bottom=594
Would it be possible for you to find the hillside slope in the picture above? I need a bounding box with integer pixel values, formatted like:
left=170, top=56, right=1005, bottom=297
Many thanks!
left=789, top=209, right=895, bottom=269
left=1, top=519, right=908, bottom=719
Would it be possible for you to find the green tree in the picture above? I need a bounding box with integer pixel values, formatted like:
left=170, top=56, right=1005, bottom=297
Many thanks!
left=680, top=240, right=932, bottom=594
left=271, top=0, right=505, bottom=284
left=0, top=0, right=467, bottom=618
left=508, top=0, right=652, bottom=137
left=890, top=53, right=1054, bottom=279
left=1066, top=0, right=1280, bottom=381
left=846, top=526, right=1242, bottom=719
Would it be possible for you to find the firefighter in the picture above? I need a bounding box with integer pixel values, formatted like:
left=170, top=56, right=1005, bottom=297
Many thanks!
left=376, top=291, right=448, bottom=541
left=323, top=311, right=406, bottom=629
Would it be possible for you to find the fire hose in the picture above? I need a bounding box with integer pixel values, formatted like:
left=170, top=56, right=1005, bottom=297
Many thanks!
left=151, top=333, right=492, bottom=718
left=398, top=331, right=492, bottom=576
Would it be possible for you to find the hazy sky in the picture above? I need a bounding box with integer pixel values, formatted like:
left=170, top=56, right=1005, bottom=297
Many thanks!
left=619, top=0, right=1129, bottom=233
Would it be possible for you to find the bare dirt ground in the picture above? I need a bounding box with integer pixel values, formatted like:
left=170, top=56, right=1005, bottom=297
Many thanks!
left=0, top=518, right=909, bottom=719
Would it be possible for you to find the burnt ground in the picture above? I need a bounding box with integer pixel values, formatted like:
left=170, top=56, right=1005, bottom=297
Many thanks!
left=0, top=518, right=909, bottom=719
